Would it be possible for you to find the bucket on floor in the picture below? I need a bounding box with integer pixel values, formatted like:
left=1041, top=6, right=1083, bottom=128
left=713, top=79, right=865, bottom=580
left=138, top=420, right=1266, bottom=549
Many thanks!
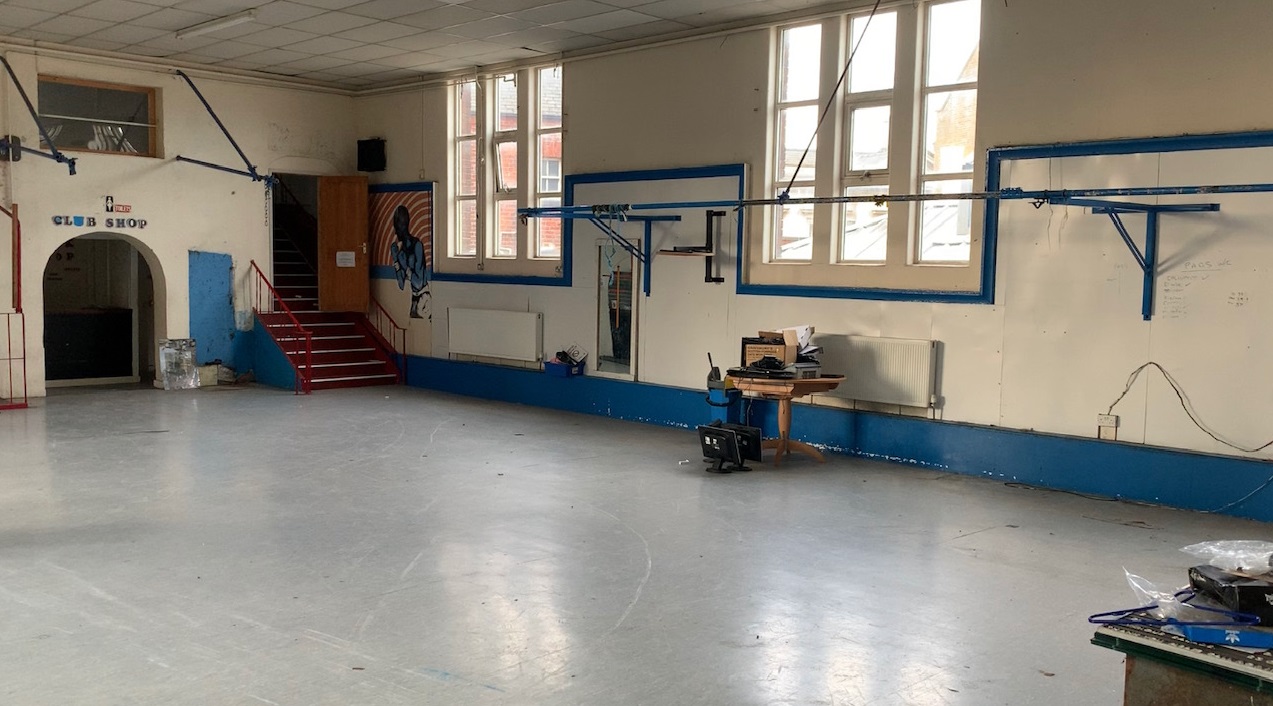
left=707, top=386, right=741, bottom=425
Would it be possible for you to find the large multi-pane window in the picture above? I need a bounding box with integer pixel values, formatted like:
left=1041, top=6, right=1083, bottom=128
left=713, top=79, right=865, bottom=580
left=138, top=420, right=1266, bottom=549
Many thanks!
left=755, top=0, right=981, bottom=292
left=444, top=66, right=563, bottom=279
left=536, top=66, right=563, bottom=259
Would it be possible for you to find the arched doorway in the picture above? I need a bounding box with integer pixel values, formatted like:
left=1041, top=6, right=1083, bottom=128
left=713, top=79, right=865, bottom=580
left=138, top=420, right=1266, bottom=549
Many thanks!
left=42, top=234, right=163, bottom=387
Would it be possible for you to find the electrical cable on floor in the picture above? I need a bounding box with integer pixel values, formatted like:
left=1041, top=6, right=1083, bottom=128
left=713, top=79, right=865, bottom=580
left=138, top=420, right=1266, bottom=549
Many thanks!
left=780, top=0, right=883, bottom=201
left=1107, top=361, right=1273, bottom=513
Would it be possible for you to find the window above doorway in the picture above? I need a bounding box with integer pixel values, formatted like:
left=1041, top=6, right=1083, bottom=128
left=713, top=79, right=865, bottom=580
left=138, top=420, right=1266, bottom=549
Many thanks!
left=38, top=76, right=158, bottom=158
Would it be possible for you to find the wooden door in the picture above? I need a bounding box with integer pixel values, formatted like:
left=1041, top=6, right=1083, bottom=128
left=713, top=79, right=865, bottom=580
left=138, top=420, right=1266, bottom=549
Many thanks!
left=318, top=175, right=369, bottom=312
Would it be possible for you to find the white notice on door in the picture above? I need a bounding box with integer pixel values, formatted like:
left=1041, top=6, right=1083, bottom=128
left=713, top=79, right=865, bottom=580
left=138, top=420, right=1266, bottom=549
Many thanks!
left=336, top=251, right=356, bottom=267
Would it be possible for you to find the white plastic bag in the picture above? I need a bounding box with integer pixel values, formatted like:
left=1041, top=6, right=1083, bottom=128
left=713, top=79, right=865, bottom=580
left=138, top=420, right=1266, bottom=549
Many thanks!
left=1181, top=540, right=1273, bottom=574
left=1125, top=569, right=1187, bottom=620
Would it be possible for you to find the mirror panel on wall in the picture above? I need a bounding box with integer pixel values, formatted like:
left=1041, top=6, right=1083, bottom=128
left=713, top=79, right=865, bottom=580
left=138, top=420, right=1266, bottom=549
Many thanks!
left=596, top=241, right=637, bottom=378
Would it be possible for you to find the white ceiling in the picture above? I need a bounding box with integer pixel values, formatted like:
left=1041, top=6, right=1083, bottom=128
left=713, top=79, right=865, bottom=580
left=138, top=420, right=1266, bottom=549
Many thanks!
left=0, top=0, right=824, bottom=90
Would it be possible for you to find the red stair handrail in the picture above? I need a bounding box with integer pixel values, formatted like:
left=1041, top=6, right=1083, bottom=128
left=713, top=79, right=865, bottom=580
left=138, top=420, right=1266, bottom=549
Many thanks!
left=370, top=295, right=408, bottom=383
left=250, top=260, right=312, bottom=394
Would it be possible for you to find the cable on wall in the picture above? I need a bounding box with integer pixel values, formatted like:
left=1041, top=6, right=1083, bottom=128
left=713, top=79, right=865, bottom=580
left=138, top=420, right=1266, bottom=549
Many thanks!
left=1107, top=361, right=1273, bottom=455
left=780, top=0, right=883, bottom=201
left=1107, top=361, right=1273, bottom=513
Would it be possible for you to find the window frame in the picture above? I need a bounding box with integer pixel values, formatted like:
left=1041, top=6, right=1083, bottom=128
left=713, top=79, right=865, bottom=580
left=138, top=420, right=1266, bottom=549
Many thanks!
left=436, top=65, right=569, bottom=286
left=37, top=75, right=159, bottom=159
left=746, top=0, right=984, bottom=300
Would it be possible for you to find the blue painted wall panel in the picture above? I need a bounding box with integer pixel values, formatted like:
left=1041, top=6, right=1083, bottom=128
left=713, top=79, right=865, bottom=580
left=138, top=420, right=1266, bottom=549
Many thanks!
left=404, top=355, right=1273, bottom=522
left=252, top=316, right=297, bottom=391
left=188, top=251, right=236, bottom=366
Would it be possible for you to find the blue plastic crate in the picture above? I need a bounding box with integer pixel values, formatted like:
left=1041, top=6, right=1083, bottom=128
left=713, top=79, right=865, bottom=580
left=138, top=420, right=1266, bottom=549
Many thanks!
left=544, top=360, right=585, bottom=377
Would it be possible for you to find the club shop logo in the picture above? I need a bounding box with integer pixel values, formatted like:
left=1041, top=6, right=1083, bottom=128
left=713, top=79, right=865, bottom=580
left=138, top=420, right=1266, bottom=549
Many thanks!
left=51, top=215, right=147, bottom=229
left=52, top=195, right=147, bottom=229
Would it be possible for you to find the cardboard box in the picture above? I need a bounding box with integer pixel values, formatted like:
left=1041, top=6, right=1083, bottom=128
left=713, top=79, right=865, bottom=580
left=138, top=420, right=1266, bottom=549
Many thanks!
left=742, top=329, right=799, bottom=367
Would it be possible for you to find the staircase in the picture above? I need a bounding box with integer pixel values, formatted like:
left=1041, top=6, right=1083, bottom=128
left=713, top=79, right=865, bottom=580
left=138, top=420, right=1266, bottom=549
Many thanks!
left=257, top=309, right=399, bottom=391
left=271, top=233, right=319, bottom=312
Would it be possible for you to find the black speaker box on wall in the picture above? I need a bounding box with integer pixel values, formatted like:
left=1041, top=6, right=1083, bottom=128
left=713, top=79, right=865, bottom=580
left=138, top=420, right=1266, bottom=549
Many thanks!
left=358, top=138, right=386, bottom=172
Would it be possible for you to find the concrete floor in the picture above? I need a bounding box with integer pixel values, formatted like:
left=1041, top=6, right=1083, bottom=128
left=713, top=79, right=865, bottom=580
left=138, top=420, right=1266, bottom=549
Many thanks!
left=1, top=385, right=1267, bottom=704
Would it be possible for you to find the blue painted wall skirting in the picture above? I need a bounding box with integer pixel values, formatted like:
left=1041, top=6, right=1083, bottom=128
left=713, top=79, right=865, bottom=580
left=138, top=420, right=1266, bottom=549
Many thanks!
left=404, top=355, right=1273, bottom=523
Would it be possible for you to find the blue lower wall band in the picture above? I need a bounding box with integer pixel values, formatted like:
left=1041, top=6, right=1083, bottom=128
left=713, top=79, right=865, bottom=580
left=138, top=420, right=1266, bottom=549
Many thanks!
left=403, top=355, right=1273, bottom=523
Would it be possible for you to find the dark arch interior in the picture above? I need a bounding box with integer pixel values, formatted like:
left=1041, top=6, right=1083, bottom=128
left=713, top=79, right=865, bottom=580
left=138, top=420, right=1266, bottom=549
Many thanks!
left=43, top=235, right=155, bottom=385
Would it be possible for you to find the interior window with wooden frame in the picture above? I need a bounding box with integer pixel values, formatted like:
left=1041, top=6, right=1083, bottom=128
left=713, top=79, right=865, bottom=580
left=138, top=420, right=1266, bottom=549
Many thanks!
left=748, top=0, right=983, bottom=296
left=440, top=65, right=565, bottom=283
left=38, top=76, right=158, bottom=158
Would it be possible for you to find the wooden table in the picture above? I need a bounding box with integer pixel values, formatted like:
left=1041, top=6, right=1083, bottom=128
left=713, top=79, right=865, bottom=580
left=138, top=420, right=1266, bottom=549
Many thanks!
left=1093, top=623, right=1273, bottom=705
left=727, top=376, right=841, bottom=464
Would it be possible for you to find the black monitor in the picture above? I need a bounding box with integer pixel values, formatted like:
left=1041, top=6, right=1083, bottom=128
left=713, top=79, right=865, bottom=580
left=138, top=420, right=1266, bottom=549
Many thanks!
left=720, top=423, right=762, bottom=463
left=697, top=424, right=752, bottom=473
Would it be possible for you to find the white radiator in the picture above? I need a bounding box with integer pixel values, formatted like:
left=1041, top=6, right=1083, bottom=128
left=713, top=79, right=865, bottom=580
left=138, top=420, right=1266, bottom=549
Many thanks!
left=447, top=308, right=543, bottom=363
left=837, top=335, right=938, bottom=407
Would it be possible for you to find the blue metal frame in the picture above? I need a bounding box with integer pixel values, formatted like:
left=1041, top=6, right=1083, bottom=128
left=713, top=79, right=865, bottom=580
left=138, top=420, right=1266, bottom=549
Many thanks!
left=553, top=164, right=746, bottom=292
left=982, top=129, right=1273, bottom=316
left=0, top=56, right=77, bottom=175
left=174, top=70, right=275, bottom=186
left=513, top=132, right=1273, bottom=304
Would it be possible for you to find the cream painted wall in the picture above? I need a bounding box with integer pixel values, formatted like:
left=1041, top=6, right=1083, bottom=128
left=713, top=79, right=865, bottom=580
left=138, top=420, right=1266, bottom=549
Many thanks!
left=355, top=0, right=1273, bottom=462
left=0, top=51, right=356, bottom=396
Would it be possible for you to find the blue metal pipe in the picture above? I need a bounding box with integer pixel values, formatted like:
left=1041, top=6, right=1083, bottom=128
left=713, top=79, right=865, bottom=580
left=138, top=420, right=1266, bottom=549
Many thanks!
left=586, top=216, right=646, bottom=264
left=1143, top=213, right=1160, bottom=321
left=1106, top=212, right=1147, bottom=271
left=0, top=56, right=76, bottom=175
left=175, top=155, right=275, bottom=185
left=0, top=139, right=76, bottom=171
left=1053, top=197, right=1220, bottom=213
left=520, top=182, right=1273, bottom=218
left=175, top=70, right=261, bottom=181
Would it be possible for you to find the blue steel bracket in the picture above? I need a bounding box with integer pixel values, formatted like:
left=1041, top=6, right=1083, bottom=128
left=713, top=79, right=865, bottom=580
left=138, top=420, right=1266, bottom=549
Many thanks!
left=516, top=208, right=682, bottom=300
left=0, top=136, right=77, bottom=174
left=174, top=70, right=276, bottom=186
left=1048, top=196, right=1221, bottom=321
left=0, top=57, right=77, bottom=175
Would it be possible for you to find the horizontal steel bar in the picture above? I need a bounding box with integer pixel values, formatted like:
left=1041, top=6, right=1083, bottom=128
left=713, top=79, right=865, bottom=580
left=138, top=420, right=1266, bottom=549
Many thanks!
left=40, top=113, right=156, bottom=129
left=519, top=182, right=1273, bottom=218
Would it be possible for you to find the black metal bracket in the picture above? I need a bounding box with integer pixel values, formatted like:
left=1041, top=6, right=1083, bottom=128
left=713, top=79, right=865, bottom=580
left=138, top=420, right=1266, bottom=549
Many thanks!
left=174, top=70, right=276, bottom=187
left=659, top=210, right=727, bottom=284
left=0, top=56, right=77, bottom=175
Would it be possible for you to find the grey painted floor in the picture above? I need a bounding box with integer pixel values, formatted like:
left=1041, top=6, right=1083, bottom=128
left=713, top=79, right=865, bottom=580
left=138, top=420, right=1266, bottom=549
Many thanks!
left=1, top=384, right=1267, bottom=704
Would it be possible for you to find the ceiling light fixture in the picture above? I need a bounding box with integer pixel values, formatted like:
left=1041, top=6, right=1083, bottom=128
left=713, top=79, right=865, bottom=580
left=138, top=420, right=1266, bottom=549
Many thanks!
left=175, top=9, right=258, bottom=40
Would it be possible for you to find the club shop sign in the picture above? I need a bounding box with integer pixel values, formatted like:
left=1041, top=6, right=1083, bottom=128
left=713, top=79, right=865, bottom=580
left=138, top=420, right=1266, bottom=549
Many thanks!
left=51, top=196, right=147, bottom=230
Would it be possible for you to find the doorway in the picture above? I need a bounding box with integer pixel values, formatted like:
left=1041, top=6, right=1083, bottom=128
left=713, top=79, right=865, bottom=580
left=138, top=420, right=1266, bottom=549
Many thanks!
left=272, top=173, right=369, bottom=313
left=272, top=173, right=320, bottom=311
left=43, top=235, right=156, bottom=386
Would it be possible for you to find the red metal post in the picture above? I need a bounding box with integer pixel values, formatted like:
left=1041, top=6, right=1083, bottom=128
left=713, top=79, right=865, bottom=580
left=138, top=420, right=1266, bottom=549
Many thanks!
left=12, top=203, right=19, bottom=313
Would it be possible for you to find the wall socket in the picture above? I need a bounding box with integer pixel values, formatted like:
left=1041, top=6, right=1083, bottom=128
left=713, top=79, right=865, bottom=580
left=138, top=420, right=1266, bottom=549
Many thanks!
left=1097, top=413, right=1119, bottom=440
